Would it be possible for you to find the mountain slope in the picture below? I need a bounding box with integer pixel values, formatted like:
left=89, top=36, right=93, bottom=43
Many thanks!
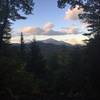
left=39, top=38, right=71, bottom=46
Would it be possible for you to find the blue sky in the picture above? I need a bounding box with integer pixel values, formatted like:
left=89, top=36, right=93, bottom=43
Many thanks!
left=13, top=0, right=68, bottom=30
left=11, top=0, right=87, bottom=44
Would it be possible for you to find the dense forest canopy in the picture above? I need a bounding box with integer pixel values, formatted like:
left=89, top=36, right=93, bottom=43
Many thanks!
left=0, top=0, right=100, bottom=100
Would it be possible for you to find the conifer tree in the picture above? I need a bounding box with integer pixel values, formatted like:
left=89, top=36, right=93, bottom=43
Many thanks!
left=20, top=32, right=25, bottom=60
left=27, top=37, right=46, bottom=79
left=0, top=0, right=34, bottom=46
left=0, top=20, right=11, bottom=56
left=57, top=0, right=100, bottom=37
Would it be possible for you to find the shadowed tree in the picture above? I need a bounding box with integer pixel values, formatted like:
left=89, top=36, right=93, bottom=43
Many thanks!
left=27, top=38, right=47, bottom=79
left=82, top=34, right=100, bottom=98
left=0, top=20, right=11, bottom=57
left=20, top=32, right=25, bottom=60
left=0, top=0, right=34, bottom=46
left=57, top=0, right=100, bottom=37
left=58, top=0, right=100, bottom=99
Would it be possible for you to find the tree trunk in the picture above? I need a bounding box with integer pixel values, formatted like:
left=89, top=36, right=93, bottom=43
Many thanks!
left=0, top=0, right=9, bottom=47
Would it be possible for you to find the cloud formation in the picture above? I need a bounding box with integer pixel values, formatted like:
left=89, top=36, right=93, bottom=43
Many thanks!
left=20, top=26, right=66, bottom=35
left=20, top=26, right=36, bottom=34
left=64, top=6, right=83, bottom=20
left=64, top=35, right=87, bottom=45
left=19, top=22, right=66, bottom=35
left=43, top=22, right=54, bottom=32
left=19, top=22, right=80, bottom=36
left=60, top=26, right=79, bottom=34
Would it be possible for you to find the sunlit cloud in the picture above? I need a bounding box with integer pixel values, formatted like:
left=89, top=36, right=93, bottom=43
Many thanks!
left=60, top=26, right=80, bottom=34
left=64, top=34, right=88, bottom=45
left=43, top=22, right=54, bottom=32
left=64, top=5, right=83, bottom=20
left=19, top=22, right=67, bottom=35
left=20, top=26, right=36, bottom=34
left=19, top=25, right=81, bottom=36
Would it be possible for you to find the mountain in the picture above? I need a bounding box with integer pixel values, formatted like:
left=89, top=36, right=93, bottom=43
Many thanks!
left=11, top=39, right=82, bottom=60
left=40, top=38, right=71, bottom=46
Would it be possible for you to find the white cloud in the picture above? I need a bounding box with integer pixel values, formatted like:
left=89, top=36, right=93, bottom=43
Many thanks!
left=19, top=26, right=80, bottom=36
left=64, top=5, right=83, bottom=20
left=64, top=34, right=87, bottom=45
left=60, top=26, right=80, bottom=34
left=19, top=22, right=67, bottom=36
left=43, top=22, right=54, bottom=32
left=20, top=26, right=36, bottom=34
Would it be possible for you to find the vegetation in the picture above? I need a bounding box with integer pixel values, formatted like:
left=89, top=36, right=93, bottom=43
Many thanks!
left=0, top=0, right=100, bottom=100
left=0, top=0, right=34, bottom=46
left=58, top=0, right=100, bottom=36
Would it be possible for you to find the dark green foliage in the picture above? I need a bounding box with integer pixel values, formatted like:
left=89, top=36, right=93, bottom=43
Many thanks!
left=0, top=20, right=11, bottom=48
left=27, top=39, right=47, bottom=79
left=58, top=0, right=100, bottom=36
left=82, top=34, right=100, bottom=97
left=0, top=0, right=100, bottom=99
left=0, top=49, right=34, bottom=99
left=0, top=39, right=100, bottom=99
left=0, top=0, right=34, bottom=46
left=2, top=21, right=11, bottom=44
left=20, top=32, right=26, bottom=61
left=0, top=0, right=34, bottom=21
left=57, top=1, right=100, bottom=98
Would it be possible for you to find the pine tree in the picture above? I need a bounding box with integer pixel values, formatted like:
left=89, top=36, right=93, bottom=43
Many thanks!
left=20, top=32, right=25, bottom=60
left=2, top=21, right=11, bottom=45
left=0, top=20, right=11, bottom=57
left=0, top=0, right=34, bottom=46
left=27, top=38, right=46, bottom=79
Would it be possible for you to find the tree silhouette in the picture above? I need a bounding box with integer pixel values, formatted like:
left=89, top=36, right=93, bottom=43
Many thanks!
left=0, top=0, right=34, bottom=46
left=57, top=0, right=100, bottom=36
left=82, top=34, right=100, bottom=98
left=20, top=32, right=25, bottom=60
left=27, top=38, right=46, bottom=79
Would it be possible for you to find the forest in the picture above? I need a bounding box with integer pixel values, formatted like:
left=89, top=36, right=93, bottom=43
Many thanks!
left=0, top=0, right=100, bottom=100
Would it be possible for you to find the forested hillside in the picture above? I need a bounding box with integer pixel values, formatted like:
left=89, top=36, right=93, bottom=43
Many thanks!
left=0, top=0, right=100, bottom=100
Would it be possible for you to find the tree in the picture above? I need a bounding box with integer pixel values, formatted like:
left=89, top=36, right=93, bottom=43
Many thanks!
left=27, top=38, right=46, bottom=79
left=0, top=55, right=35, bottom=99
left=58, top=1, right=100, bottom=98
left=57, top=0, right=100, bottom=36
left=0, top=0, right=34, bottom=46
left=82, top=34, right=100, bottom=98
left=20, top=32, right=25, bottom=60
left=2, top=20, right=11, bottom=45
left=0, top=20, right=11, bottom=57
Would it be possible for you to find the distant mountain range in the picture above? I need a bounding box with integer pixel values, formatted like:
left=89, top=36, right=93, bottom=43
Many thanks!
left=39, top=38, right=71, bottom=46
left=11, top=38, right=81, bottom=60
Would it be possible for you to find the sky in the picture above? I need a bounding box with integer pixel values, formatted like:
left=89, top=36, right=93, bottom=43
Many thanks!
left=11, top=0, right=88, bottom=45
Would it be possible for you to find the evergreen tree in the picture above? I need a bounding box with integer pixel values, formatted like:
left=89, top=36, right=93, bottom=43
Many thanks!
left=57, top=0, right=100, bottom=37
left=58, top=1, right=100, bottom=98
left=27, top=38, right=46, bottom=79
left=0, top=0, right=34, bottom=46
left=2, top=20, right=11, bottom=44
left=83, top=34, right=100, bottom=98
left=20, top=32, right=25, bottom=60
left=0, top=20, right=11, bottom=57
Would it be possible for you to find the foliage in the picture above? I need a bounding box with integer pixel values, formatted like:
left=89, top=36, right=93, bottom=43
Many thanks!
left=27, top=39, right=47, bottom=80
left=0, top=0, right=34, bottom=46
left=57, top=0, right=100, bottom=36
left=0, top=0, right=34, bottom=21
